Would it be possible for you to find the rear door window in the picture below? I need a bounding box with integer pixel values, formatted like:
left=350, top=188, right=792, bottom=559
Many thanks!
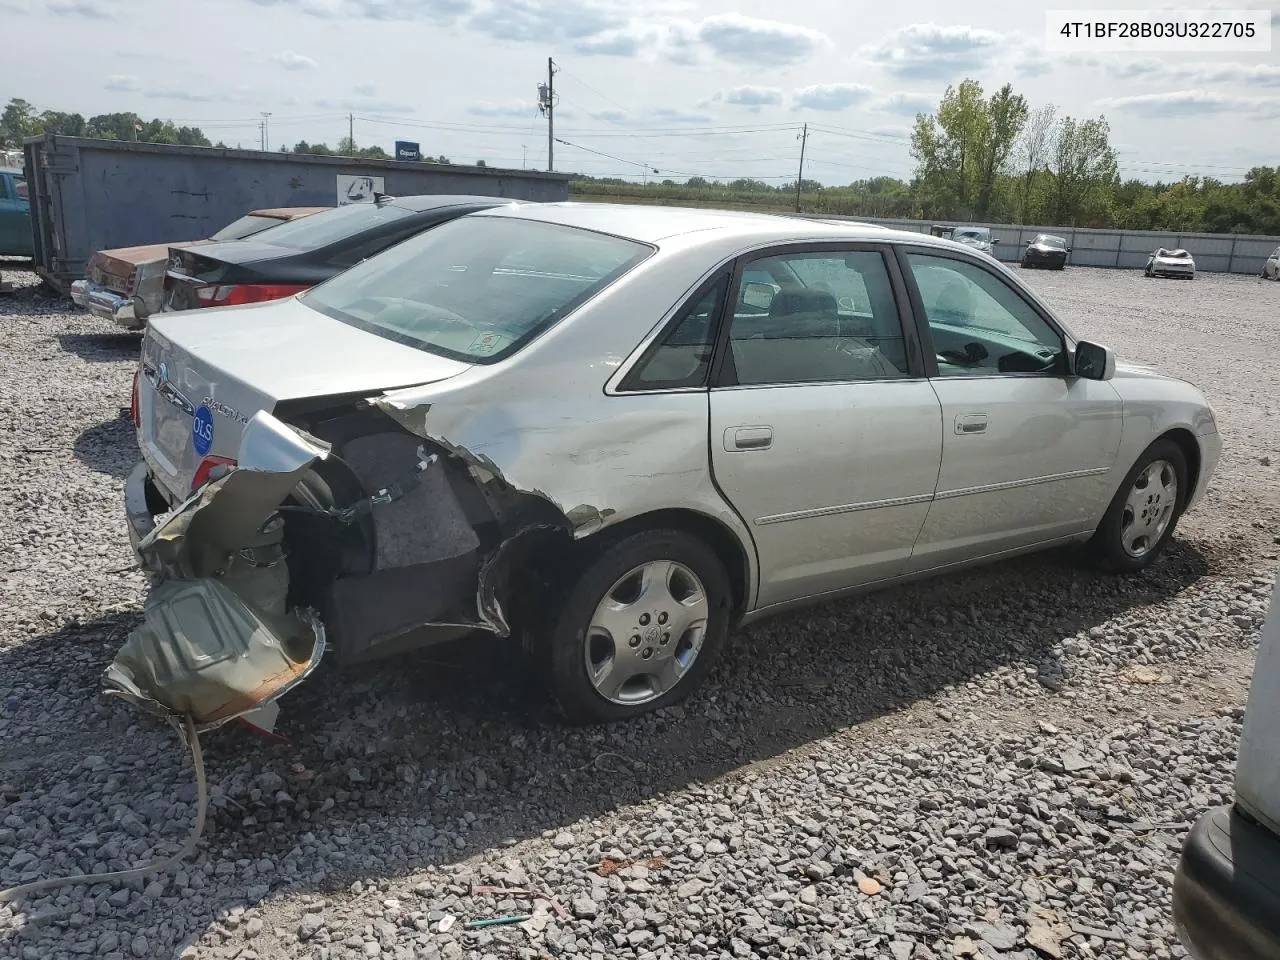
left=723, top=249, right=910, bottom=385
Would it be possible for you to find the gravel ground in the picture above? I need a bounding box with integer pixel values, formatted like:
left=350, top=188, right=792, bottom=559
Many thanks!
left=1, top=263, right=1278, bottom=960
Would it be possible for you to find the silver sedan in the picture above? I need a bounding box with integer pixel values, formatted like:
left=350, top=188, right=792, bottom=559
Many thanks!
left=113, top=203, right=1221, bottom=732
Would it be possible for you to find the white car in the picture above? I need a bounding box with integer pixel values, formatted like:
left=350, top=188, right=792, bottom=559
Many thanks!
left=1263, top=245, right=1279, bottom=280
left=1145, top=247, right=1196, bottom=279
left=112, top=203, right=1222, bottom=730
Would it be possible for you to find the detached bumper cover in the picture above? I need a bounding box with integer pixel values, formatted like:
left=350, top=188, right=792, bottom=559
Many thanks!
left=1174, top=804, right=1280, bottom=960
left=70, top=279, right=143, bottom=329
left=107, top=411, right=330, bottom=731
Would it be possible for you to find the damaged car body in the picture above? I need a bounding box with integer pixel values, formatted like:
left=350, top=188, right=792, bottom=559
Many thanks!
left=110, top=202, right=1223, bottom=730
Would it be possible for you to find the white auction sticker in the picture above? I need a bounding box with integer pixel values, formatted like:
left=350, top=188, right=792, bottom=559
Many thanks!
left=1046, top=9, right=1272, bottom=51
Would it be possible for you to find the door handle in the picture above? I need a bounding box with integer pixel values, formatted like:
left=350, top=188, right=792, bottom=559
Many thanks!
left=725, top=425, right=773, bottom=451
left=955, top=413, right=988, bottom=435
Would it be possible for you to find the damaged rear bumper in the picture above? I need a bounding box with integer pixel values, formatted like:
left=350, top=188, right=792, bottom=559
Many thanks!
left=107, top=413, right=330, bottom=731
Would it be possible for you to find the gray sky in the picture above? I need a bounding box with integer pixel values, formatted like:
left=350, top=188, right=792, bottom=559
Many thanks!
left=4, top=0, right=1278, bottom=184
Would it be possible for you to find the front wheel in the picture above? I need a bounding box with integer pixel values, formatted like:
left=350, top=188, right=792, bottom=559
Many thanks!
left=537, top=529, right=732, bottom=724
left=1090, top=439, right=1188, bottom=572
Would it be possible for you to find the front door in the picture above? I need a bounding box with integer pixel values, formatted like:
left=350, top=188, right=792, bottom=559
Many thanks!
left=899, top=249, right=1123, bottom=572
left=708, top=245, right=943, bottom=609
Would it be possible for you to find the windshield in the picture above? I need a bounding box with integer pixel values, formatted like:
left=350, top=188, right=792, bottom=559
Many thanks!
left=302, top=216, right=653, bottom=363
left=1035, top=235, right=1066, bottom=248
left=952, top=228, right=989, bottom=242
left=245, top=202, right=411, bottom=250
left=209, top=214, right=286, bottom=242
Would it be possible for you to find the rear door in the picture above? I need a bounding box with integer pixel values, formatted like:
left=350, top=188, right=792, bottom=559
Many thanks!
left=897, top=247, right=1123, bottom=572
left=707, top=243, right=943, bottom=609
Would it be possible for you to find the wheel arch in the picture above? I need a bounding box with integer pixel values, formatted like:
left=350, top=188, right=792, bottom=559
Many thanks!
left=577, top=508, right=754, bottom=620
left=1157, top=427, right=1202, bottom=504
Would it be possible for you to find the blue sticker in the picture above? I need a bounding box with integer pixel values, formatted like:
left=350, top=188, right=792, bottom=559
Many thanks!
left=192, top=404, right=215, bottom=457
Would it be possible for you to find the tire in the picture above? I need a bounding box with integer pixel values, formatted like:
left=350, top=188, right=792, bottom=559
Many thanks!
left=536, top=529, right=732, bottom=724
left=1090, top=438, right=1189, bottom=573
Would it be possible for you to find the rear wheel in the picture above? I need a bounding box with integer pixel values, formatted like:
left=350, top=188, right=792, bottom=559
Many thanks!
left=536, top=529, right=732, bottom=724
left=1090, top=439, right=1188, bottom=572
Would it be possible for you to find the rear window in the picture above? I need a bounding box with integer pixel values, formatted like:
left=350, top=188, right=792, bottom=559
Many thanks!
left=209, top=214, right=285, bottom=242
left=244, top=202, right=411, bottom=251
left=301, top=216, right=652, bottom=363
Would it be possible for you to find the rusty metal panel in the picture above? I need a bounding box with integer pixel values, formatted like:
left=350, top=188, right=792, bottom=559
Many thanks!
left=22, top=134, right=573, bottom=293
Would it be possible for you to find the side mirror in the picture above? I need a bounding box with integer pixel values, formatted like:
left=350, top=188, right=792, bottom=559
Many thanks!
left=992, top=238, right=1001, bottom=244
left=1074, top=341, right=1115, bottom=381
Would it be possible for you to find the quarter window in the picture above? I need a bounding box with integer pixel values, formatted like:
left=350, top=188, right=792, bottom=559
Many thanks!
left=906, top=253, right=1065, bottom=377
left=622, top=275, right=728, bottom=390
left=723, top=250, right=909, bottom=386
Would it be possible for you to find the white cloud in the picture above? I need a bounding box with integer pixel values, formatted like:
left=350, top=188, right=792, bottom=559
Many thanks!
left=314, top=96, right=416, bottom=113
left=1098, top=90, right=1280, bottom=118
left=467, top=101, right=538, bottom=118
left=691, top=13, right=829, bottom=66
left=353, top=82, right=377, bottom=96
left=104, top=74, right=139, bottom=92
left=46, top=0, right=115, bottom=17
left=271, top=50, right=318, bottom=70
left=249, top=0, right=472, bottom=20
left=862, top=23, right=1006, bottom=79
left=558, top=13, right=830, bottom=66
left=876, top=91, right=936, bottom=115
left=792, top=83, right=874, bottom=111
left=469, top=0, right=626, bottom=42
left=705, top=85, right=785, bottom=109
left=1102, top=59, right=1280, bottom=88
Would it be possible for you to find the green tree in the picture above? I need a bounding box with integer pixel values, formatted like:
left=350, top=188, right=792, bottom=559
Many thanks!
left=973, top=84, right=1028, bottom=219
left=1049, top=115, right=1118, bottom=225
left=0, top=98, right=38, bottom=148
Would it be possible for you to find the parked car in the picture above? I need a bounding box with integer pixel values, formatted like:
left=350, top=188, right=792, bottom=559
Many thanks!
left=1263, top=245, right=1279, bottom=280
left=109, top=203, right=1221, bottom=735
left=160, top=195, right=509, bottom=313
left=0, top=167, right=32, bottom=258
left=949, top=225, right=1001, bottom=259
left=1146, top=247, right=1196, bottom=279
left=1173, top=572, right=1280, bottom=960
left=70, top=207, right=329, bottom=330
left=1020, top=233, right=1070, bottom=270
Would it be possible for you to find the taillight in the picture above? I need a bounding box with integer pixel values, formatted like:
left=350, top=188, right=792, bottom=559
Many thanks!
left=130, top=368, right=141, bottom=428
left=191, top=455, right=237, bottom=492
left=194, top=284, right=309, bottom=307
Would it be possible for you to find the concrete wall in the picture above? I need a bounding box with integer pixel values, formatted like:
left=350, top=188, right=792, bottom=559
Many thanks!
left=23, top=135, right=572, bottom=290
left=798, top=213, right=1279, bottom=276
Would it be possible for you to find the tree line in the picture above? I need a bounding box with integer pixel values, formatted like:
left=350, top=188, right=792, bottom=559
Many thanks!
left=6, top=93, right=1276, bottom=236
left=1, top=98, right=214, bottom=149
left=573, top=77, right=1278, bottom=236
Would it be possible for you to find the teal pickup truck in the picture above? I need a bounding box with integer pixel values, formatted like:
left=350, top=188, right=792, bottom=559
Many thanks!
left=0, top=167, right=33, bottom=258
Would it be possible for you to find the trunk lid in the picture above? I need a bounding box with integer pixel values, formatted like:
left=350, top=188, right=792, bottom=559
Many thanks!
left=138, top=297, right=471, bottom=503
left=90, top=241, right=208, bottom=294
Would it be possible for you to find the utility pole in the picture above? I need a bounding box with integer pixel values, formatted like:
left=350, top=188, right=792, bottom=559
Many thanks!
left=258, top=121, right=264, bottom=151
left=348, top=113, right=354, bottom=153
left=538, top=58, right=557, bottom=172
left=522, top=144, right=527, bottom=169
left=261, top=112, right=272, bottom=152
left=795, top=122, right=808, bottom=213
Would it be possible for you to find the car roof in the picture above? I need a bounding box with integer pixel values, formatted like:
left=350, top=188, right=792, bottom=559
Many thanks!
left=470, top=201, right=956, bottom=249
left=389, top=194, right=514, bottom=213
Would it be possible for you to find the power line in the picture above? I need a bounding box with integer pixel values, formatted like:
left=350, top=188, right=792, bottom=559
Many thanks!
left=554, top=65, right=637, bottom=119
